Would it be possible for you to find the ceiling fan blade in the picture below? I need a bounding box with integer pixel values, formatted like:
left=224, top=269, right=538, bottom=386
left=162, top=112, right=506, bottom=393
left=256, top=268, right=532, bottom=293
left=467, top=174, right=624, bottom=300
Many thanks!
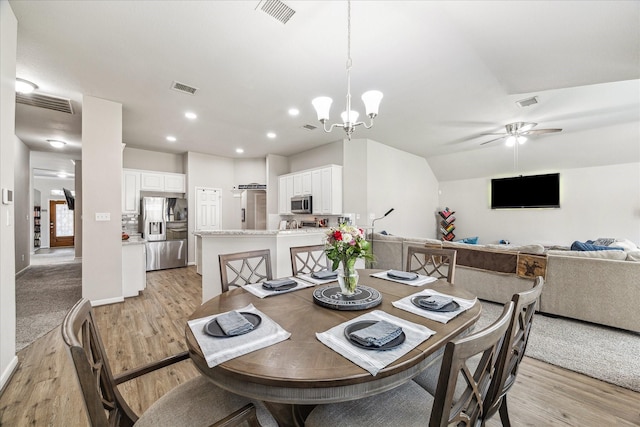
left=480, top=135, right=507, bottom=145
left=522, top=128, right=562, bottom=136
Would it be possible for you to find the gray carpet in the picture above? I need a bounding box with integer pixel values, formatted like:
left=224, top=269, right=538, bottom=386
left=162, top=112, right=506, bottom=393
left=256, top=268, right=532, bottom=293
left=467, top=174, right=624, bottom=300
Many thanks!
left=476, top=300, right=640, bottom=393
left=15, top=261, right=82, bottom=351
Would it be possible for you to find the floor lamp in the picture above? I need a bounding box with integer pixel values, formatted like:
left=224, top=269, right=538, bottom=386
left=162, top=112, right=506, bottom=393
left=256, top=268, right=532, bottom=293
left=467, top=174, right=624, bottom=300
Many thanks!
left=369, top=208, right=394, bottom=267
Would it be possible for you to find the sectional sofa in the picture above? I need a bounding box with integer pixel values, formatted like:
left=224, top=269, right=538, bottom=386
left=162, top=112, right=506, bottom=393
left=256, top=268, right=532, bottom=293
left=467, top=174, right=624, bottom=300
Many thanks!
left=369, top=233, right=640, bottom=333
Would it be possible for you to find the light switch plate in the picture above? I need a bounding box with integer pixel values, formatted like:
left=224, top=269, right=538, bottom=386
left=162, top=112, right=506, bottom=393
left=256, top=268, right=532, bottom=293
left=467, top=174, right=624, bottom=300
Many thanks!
left=95, top=212, right=110, bottom=221
left=2, top=188, right=13, bottom=205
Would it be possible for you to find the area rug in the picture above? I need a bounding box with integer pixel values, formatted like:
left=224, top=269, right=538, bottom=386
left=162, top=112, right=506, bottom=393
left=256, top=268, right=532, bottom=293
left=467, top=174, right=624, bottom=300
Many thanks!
left=15, top=262, right=82, bottom=351
left=477, top=301, right=640, bottom=392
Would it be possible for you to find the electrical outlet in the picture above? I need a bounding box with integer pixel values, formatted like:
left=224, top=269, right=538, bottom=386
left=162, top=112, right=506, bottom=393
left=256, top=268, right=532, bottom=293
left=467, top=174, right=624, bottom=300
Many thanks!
left=21, top=254, right=25, bottom=261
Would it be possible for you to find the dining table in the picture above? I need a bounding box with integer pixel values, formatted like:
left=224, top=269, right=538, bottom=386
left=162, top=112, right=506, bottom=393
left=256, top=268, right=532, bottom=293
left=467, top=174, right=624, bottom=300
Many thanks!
left=185, top=269, right=482, bottom=427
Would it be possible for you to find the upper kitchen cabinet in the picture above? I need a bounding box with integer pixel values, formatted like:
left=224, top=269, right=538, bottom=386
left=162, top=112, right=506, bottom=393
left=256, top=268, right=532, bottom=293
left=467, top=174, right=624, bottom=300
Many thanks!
left=122, top=169, right=141, bottom=214
left=123, top=169, right=187, bottom=213
left=140, top=171, right=186, bottom=193
left=279, top=165, right=342, bottom=215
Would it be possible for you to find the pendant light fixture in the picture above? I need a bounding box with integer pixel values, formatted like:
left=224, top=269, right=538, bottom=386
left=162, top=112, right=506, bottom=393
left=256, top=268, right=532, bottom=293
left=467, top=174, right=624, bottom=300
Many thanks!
left=311, top=0, right=383, bottom=140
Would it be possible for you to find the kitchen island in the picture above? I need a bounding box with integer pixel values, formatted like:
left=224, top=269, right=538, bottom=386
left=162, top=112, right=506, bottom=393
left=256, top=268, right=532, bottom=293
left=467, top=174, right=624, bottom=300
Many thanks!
left=194, top=229, right=327, bottom=302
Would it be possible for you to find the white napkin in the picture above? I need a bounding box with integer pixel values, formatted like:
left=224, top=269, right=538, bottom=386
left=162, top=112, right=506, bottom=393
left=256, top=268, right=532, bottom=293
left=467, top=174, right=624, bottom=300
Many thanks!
left=296, top=273, right=338, bottom=285
left=392, top=289, right=477, bottom=323
left=188, top=303, right=291, bottom=367
left=370, top=270, right=438, bottom=286
left=243, top=278, right=315, bottom=298
left=316, top=310, right=435, bottom=376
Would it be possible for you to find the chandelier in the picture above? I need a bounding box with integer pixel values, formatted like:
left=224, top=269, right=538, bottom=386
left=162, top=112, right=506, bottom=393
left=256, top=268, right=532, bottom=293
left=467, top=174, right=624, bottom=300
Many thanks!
left=311, top=0, right=383, bottom=140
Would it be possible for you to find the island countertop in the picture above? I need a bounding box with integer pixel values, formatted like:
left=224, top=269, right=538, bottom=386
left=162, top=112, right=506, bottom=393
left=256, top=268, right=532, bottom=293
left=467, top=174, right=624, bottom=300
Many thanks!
left=193, top=228, right=327, bottom=236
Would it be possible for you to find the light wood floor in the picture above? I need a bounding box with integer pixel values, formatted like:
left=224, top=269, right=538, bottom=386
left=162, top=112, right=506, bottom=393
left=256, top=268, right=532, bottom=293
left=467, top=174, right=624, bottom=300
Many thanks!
left=1, top=266, right=639, bottom=426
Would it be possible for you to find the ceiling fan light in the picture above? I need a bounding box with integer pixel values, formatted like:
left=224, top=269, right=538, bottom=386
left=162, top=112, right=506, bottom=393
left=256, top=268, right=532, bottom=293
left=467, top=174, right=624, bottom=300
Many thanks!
left=517, top=135, right=527, bottom=144
left=505, top=136, right=516, bottom=147
left=312, top=96, right=332, bottom=122
left=361, top=90, right=383, bottom=118
left=341, top=109, right=359, bottom=125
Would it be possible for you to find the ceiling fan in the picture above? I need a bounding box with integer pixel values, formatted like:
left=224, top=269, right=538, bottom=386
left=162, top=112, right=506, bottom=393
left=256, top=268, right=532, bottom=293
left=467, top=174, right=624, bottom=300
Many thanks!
left=480, top=122, right=562, bottom=146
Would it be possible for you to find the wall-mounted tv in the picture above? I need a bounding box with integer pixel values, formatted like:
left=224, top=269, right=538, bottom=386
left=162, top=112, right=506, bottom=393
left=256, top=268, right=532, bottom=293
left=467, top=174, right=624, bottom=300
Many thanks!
left=63, top=188, right=75, bottom=210
left=491, top=173, right=560, bottom=209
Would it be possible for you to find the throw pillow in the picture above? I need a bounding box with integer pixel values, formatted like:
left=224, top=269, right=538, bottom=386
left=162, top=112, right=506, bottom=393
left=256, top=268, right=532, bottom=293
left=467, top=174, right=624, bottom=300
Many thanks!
left=457, top=236, right=478, bottom=244
left=570, top=241, right=624, bottom=252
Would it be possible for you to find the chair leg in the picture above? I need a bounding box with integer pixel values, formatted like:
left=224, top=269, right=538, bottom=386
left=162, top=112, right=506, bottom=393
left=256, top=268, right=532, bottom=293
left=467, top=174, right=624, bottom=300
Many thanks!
left=498, top=396, right=511, bottom=427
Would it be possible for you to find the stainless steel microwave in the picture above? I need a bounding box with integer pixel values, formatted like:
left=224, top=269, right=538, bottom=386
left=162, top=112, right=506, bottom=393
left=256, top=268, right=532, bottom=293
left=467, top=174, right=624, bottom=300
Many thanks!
left=291, top=195, right=312, bottom=214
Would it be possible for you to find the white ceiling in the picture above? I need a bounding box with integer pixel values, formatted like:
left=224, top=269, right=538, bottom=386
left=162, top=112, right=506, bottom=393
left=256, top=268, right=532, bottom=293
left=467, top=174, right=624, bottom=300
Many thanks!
left=10, top=0, right=640, bottom=181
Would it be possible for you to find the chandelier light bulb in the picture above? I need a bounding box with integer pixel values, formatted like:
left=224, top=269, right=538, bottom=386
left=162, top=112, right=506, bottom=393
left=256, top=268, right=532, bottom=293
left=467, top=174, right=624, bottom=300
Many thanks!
left=312, top=97, right=333, bottom=122
left=361, top=90, right=383, bottom=118
left=341, top=110, right=359, bottom=125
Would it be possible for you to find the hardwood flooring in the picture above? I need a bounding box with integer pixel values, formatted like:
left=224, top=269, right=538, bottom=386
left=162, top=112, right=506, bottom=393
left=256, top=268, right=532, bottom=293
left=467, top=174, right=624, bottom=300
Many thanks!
left=1, top=266, right=639, bottom=426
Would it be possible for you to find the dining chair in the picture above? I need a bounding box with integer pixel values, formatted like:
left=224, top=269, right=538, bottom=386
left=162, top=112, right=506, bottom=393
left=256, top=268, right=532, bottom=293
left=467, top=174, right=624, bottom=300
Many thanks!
left=61, top=298, right=277, bottom=427
left=219, top=249, right=273, bottom=292
left=413, top=277, right=545, bottom=426
left=289, top=244, right=329, bottom=276
left=406, top=246, right=457, bottom=284
left=484, top=276, right=545, bottom=426
left=304, top=301, right=515, bottom=427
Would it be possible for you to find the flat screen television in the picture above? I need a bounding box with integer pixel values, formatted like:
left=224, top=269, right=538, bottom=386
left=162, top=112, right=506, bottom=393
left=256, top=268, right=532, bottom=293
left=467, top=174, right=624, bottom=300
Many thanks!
left=491, top=173, right=560, bottom=209
left=63, top=188, right=75, bottom=210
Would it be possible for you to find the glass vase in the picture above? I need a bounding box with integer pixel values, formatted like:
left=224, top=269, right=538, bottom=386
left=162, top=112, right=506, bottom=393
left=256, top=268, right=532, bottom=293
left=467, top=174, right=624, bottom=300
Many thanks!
left=338, top=260, right=359, bottom=296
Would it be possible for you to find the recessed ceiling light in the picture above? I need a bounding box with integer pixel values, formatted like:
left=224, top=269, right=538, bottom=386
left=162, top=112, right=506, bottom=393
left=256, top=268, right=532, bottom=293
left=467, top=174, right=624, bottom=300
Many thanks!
left=267, top=132, right=276, bottom=139
left=166, top=136, right=177, bottom=142
left=288, top=108, right=300, bottom=116
left=185, top=111, right=197, bottom=120
left=47, top=139, right=66, bottom=148
left=16, top=78, right=38, bottom=94
left=236, top=148, right=244, bottom=154
left=57, top=172, right=67, bottom=178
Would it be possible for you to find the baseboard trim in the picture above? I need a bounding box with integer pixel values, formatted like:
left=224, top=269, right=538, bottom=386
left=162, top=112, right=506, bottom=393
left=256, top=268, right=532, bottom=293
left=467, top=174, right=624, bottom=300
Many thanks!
left=91, top=296, right=125, bottom=307
left=0, top=356, right=19, bottom=394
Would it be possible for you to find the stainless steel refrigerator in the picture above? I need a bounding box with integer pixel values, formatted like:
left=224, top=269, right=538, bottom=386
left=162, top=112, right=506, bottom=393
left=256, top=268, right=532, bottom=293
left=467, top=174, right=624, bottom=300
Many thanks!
left=141, top=197, right=188, bottom=271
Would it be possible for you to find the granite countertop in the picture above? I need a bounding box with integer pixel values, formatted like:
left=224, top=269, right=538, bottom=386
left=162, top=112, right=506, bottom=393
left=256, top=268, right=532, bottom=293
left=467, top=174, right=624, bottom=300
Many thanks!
left=122, top=236, right=146, bottom=246
left=193, top=229, right=328, bottom=237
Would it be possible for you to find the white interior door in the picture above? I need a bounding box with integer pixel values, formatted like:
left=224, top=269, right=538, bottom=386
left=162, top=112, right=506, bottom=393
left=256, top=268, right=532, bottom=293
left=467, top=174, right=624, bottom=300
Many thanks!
left=195, top=188, right=221, bottom=231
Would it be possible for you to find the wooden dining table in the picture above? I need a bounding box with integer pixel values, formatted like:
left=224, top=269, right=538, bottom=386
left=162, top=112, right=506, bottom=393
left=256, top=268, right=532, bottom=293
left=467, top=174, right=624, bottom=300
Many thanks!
left=185, top=269, right=481, bottom=427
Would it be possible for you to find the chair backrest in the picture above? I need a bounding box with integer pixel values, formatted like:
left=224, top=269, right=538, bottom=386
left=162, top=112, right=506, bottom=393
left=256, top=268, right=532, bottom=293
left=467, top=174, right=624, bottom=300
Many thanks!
left=219, top=249, right=273, bottom=292
left=62, top=298, right=137, bottom=427
left=290, top=244, right=330, bottom=276
left=484, top=276, right=545, bottom=419
left=429, top=301, right=514, bottom=427
left=406, top=246, right=457, bottom=284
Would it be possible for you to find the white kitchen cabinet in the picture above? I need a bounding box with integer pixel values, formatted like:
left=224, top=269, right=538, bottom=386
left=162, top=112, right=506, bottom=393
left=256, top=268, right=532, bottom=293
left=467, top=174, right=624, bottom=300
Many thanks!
left=164, top=173, right=186, bottom=192
left=122, top=169, right=141, bottom=214
left=122, top=242, right=146, bottom=297
left=278, top=175, right=294, bottom=214
left=279, top=165, right=342, bottom=215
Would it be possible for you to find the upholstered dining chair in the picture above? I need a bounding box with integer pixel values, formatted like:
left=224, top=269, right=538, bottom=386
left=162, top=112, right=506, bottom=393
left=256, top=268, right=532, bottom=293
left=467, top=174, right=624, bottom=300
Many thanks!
left=406, top=246, right=457, bottom=284
left=61, top=298, right=277, bottom=427
left=289, top=244, right=329, bottom=276
left=413, top=276, right=545, bottom=426
left=219, top=249, right=273, bottom=292
left=304, top=302, right=515, bottom=427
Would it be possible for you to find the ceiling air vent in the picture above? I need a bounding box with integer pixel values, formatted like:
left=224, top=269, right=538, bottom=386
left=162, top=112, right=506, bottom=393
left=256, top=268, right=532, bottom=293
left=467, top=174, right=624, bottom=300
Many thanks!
left=256, top=0, right=296, bottom=24
left=16, top=92, right=73, bottom=114
left=516, top=96, right=538, bottom=108
left=302, top=124, right=317, bottom=131
left=171, top=81, right=198, bottom=95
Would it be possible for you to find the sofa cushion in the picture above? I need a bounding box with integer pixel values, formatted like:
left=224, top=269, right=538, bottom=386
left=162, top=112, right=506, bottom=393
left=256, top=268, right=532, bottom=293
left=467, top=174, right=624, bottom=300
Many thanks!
left=547, top=249, right=628, bottom=260
left=625, top=250, right=640, bottom=262
left=610, top=238, right=639, bottom=252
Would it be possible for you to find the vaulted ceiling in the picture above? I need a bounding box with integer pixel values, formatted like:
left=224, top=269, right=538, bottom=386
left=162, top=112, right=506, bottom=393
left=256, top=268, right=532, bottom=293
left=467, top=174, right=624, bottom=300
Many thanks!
left=10, top=0, right=640, bottom=181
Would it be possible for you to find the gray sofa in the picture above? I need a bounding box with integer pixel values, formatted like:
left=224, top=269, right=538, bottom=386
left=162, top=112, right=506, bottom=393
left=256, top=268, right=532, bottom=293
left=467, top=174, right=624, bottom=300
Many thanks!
left=369, top=233, right=640, bottom=333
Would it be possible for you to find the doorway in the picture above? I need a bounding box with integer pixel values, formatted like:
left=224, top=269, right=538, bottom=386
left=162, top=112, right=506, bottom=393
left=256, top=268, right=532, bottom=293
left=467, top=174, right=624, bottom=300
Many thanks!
left=49, top=200, right=74, bottom=247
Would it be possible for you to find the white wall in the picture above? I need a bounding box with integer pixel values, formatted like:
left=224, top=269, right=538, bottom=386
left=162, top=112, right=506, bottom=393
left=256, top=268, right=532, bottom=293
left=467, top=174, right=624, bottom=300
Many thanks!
left=289, top=140, right=344, bottom=172
left=438, top=162, right=640, bottom=246
left=123, top=147, right=184, bottom=173
left=14, top=137, right=30, bottom=273
left=82, top=95, right=123, bottom=305
left=33, top=176, right=74, bottom=248
left=0, top=0, right=18, bottom=390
